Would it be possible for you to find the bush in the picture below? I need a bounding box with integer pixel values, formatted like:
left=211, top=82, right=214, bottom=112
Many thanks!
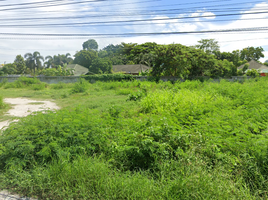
left=246, top=69, right=260, bottom=77
left=70, top=78, right=88, bottom=94
left=31, top=82, right=47, bottom=90
left=83, top=74, right=134, bottom=82
left=4, top=77, right=41, bottom=89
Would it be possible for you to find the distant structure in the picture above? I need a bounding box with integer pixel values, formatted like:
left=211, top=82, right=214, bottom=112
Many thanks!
left=112, top=64, right=151, bottom=75
left=66, top=64, right=89, bottom=76
left=238, top=60, right=268, bottom=76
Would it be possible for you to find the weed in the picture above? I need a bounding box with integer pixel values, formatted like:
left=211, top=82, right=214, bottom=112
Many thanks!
left=70, top=78, right=88, bottom=94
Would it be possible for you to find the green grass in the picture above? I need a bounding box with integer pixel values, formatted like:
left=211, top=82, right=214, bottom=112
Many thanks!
left=0, top=77, right=268, bottom=199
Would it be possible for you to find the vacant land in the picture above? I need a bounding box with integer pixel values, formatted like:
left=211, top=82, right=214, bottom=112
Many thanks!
left=0, top=77, right=268, bottom=199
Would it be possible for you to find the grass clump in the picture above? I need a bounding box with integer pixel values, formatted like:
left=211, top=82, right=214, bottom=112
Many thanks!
left=70, top=78, right=88, bottom=94
left=0, top=95, right=6, bottom=109
left=4, top=77, right=42, bottom=89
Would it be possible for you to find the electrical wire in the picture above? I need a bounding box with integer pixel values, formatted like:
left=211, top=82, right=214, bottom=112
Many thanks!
left=1, top=10, right=268, bottom=27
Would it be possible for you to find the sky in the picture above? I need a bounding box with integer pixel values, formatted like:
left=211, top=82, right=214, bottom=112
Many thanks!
left=0, top=0, right=268, bottom=64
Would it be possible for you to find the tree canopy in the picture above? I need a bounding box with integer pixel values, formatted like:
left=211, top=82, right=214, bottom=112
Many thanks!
left=73, top=50, right=98, bottom=69
left=82, top=39, right=98, bottom=51
left=195, top=39, right=220, bottom=54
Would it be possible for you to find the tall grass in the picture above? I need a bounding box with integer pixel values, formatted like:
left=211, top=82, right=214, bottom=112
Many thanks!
left=0, top=95, right=5, bottom=109
left=0, top=78, right=268, bottom=199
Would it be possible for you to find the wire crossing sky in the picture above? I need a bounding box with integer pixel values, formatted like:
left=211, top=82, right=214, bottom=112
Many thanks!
left=0, top=0, right=268, bottom=63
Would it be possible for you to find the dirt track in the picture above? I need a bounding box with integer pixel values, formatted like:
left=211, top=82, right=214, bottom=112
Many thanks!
left=0, top=98, right=59, bottom=130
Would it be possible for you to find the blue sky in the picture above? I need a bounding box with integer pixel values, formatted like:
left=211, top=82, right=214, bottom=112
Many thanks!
left=0, top=0, right=268, bottom=64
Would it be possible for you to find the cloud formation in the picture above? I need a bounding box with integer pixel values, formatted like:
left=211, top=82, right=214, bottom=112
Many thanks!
left=0, top=0, right=267, bottom=64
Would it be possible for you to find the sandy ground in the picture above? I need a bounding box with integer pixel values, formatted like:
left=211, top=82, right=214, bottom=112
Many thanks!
left=0, top=98, right=60, bottom=200
left=0, top=98, right=60, bottom=130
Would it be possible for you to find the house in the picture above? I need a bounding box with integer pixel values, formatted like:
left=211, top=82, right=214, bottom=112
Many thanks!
left=238, top=60, right=268, bottom=76
left=66, top=64, right=89, bottom=76
left=112, top=64, right=151, bottom=75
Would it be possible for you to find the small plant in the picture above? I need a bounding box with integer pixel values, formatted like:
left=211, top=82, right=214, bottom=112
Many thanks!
left=0, top=78, right=7, bottom=88
left=71, top=78, right=88, bottom=94
left=31, top=82, right=47, bottom=90
left=51, top=82, right=66, bottom=90
left=0, top=95, right=6, bottom=109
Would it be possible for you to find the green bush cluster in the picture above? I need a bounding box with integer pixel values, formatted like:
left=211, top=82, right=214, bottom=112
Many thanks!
left=83, top=74, right=134, bottom=82
left=70, top=78, right=89, bottom=94
left=4, top=77, right=42, bottom=89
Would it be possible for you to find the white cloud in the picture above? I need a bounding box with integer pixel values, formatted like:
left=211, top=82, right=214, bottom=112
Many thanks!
left=0, top=1, right=268, bottom=63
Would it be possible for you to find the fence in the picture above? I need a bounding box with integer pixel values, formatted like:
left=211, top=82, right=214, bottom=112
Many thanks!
left=0, top=75, right=256, bottom=84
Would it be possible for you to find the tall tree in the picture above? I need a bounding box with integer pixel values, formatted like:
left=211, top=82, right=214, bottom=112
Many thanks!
left=240, top=46, right=264, bottom=61
left=73, top=50, right=97, bottom=69
left=14, top=55, right=26, bottom=74
left=195, top=39, right=220, bottom=54
left=89, top=58, right=112, bottom=74
left=45, top=55, right=54, bottom=68
left=24, top=51, right=44, bottom=75
left=82, top=39, right=98, bottom=51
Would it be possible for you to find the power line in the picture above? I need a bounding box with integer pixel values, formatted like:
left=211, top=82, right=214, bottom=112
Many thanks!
left=0, top=0, right=263, bottom=13
left=1, top=16, right=268, bottom=28
left=0, top=0, right=76, bottom=7
left=0, top=0, right=120, bottom=12
left=2, top=6, right=268, bottom=22
left=0, top=27, right=268, bottom=38
left=1, top=10, right=268, bottom=27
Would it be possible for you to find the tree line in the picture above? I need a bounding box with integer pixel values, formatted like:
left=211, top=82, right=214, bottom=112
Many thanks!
left=0, top=38, right=266, bottom=78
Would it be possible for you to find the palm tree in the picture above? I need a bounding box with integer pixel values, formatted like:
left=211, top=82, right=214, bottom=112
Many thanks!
left=45, top=55, right=54, bottom=68
left=24, top=51, right=44, bottom=75
left=65, top=53, right=73, bottom=64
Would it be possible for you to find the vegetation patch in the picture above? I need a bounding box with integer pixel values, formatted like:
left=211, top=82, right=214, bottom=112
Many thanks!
left=0, top=79, right=268, bottom=199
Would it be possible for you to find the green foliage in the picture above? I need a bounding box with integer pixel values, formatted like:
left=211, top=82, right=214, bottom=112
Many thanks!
left=70, top=78, right=88, bottom=93
left=45, top=53, right=73, bottom=68
left=82, top=39, right=98, bottom=50
left=51, top=82, right=67, bottom=89
left=151, top=43, right=236, bottom=78
left=24, top=51, right=44, bottom=75
left=0, top=63, right=17, bottom=75
left=83, top=74, right=134, bottom=82
left=246, top=69, right=260, bottom=77
left=240, top=46, right=264, bottom=61
left=14, top=55, right=27, bottom=74
left=4, top=77, right=41, bottom=89
left=2, top=79, right=268, bottom=199
left=89, top=58, right=112, bottom=74
left=31, top=82, right=47, bottom=90
left=0, top=95, right=6, bottom=109
left=38, top=66, right=74, bottom=76
left=195, top=38, right=220, bottom=54
left=243, top=63, right=249, bottom=72
left=73, top=50, right=98, bottom=69
left=0, top=78, right=7, bottom=87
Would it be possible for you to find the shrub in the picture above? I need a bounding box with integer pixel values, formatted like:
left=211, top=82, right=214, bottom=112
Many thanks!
left=4, top=77, right=41, bottom=89
left=83, top=74, right=134, bottom=82
left=70, top=78, right=88, bottom=94
left=31, top=82, right=47, bottom=90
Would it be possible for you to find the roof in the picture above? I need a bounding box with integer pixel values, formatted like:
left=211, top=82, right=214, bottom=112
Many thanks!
left=238, top=60, right=268, bottom=73
left=66, top=64, right=89, bottom=76
left=113, top=64, right=151, bottom=74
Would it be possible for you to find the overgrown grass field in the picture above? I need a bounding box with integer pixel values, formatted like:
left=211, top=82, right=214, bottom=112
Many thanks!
left=0, top=77, right=268, bottom=199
